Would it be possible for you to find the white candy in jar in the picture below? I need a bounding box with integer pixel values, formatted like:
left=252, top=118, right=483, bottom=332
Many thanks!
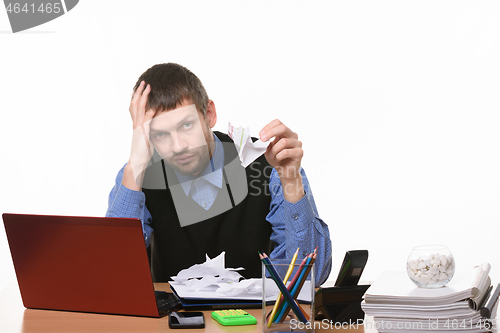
left=407, top=253, right=454, bottom=286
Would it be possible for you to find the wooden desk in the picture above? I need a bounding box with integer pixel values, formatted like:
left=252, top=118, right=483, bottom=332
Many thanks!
left=0, top=283, right=376, bottom=332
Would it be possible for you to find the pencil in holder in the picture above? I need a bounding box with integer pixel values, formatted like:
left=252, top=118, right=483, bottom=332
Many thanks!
left=262, top=258, right=315, bottom=332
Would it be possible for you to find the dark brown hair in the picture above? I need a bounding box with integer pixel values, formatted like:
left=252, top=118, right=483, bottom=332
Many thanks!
left=133, top=63, right=209, bottom=115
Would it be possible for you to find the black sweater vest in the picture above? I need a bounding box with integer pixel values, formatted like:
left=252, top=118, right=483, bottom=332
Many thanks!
left=142, top=131, right=273, bottom=282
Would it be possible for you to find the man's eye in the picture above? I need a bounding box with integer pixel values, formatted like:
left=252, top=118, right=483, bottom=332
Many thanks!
left=183, top=122, right=193, bottom=129
left=154, top=132, right=165, bottom=138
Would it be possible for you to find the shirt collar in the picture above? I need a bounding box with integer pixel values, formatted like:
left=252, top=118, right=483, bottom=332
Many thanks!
left=175, top=134, right=224, bottom=196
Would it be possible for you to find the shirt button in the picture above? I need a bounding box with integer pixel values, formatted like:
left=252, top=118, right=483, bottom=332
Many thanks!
left=293, top=215, right=299, bottom=220
left=202, top=202, right=208, bottom=208
left=139, top=202, right=144, bottom=208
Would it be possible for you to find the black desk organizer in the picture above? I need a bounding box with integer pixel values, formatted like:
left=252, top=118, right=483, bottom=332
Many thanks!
left=314, top=250, right=370, bottom=323
left=314, top=284, right=370, bottom=323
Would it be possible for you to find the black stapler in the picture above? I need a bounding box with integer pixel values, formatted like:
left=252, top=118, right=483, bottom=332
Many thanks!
left=314, top=250, right=370, bottom=323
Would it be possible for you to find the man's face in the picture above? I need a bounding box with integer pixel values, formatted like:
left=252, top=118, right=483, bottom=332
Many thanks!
left=150, top=102, right=213, bottom=176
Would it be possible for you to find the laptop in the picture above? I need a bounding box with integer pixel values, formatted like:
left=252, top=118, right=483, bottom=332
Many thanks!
left=2, top=213, right=181, bottom=317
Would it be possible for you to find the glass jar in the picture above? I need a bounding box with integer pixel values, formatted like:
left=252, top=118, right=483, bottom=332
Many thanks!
left=407, top=245, right=455, bottom=288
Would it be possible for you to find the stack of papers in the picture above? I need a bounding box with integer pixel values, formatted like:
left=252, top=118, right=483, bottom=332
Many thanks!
left=361, top=263, right=496, bottom=333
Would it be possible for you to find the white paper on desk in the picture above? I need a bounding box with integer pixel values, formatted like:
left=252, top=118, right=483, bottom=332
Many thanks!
left=216, top=278, right=312, bottom=302
left=171, top=278, right=277, bottom=300
left=216, top=278, right=273, bottom=296
left=228, top=122, right=270, bottom=167
left=168, top=251, right=312, bottom=301
left=170, top=279, right=312, bottom=302
left=170, top=252, right=244, bottom=291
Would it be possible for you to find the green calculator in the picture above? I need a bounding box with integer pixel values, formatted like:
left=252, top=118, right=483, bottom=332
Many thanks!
left=211, top=309, right=257, bottom=326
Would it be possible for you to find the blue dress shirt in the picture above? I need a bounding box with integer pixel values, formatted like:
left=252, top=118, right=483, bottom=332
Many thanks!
left=106, top=134, right=332, bottom=284
left=175, top=135, right=225, bottom=211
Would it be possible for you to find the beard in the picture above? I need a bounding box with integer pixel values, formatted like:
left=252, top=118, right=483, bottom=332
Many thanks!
left=164, top=144, right=212, bottom=176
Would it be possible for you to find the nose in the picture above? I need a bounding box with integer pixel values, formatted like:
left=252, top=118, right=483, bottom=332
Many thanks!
left=170, top=132, right=188, bottom=154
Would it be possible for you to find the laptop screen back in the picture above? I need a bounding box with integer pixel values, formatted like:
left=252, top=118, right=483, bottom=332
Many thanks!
left=2, top=213, right=160, bottom=317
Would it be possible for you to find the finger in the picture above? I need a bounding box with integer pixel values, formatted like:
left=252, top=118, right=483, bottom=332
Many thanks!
left=138, top=84, right=151, bottom=114
left=141, top=109, right=157, bottom=145
left=275, top=147, right=304, bottom=162
left=130, top=81, right=146, bottom=123
left=134, top=84, right=151, bottom=127
left=260, top=120, right=297, bottom=142
left=267, top=138, right=302, bottom=159
left=144, top=108, right=156, bottom=123
left=264, top=136, right=280, bottom=159
left=131, top=80, right=146, bottom=106
left=259, top=119, right=282, bottom=141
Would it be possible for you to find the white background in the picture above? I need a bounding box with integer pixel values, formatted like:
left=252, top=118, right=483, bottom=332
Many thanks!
left=1, top=1, right=499, bottom=293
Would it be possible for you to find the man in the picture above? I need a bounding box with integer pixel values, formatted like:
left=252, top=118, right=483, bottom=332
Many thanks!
left=106, top=63, right=332, bottom=285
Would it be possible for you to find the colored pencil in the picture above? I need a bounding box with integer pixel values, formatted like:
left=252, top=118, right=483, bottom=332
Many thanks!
left=278, top=252, right=317, bottom=322
left=263, top=253, right=309, bottom=322
left=274, top=248, right=317, bottom=322
left=275, top=254, right=313, bottom=322
left=271, top=254, right=310, bottom=322
left=267, top=248, right=299, bottom=327
left=268, top=248, right=318, bottom=323
left=259, top=252, right=308, bottom=323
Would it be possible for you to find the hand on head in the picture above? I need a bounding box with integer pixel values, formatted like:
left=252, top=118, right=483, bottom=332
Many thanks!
left=129, top=81, right=158, bottom=167
left=123, top=81, right=157, bottom=191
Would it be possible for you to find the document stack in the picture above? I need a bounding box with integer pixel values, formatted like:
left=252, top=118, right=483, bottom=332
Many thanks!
left=361, top=263, right=499, bottom=333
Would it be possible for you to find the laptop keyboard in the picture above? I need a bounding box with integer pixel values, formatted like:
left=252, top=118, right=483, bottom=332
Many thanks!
left=155, top=291, right=182, bottom=315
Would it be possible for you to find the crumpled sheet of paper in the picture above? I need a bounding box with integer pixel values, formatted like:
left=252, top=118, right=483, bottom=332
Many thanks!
left=216, top=278, right=279, bottom=297
left=170, top=252, right=244, bottom=292
left=169, top=251, right=280, bottom=298
left=228, top=122, right=270, bottom=167
left=169, top=251, right=310, bottom=301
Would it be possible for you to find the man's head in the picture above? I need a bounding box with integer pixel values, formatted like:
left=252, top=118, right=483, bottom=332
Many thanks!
left=133, top=63, right=209, bottom=116
left=134, top=63, right=217, bottom=176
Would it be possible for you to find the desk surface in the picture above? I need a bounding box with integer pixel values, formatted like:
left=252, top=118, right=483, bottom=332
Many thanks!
left=0, top=283, right=377, bottom=333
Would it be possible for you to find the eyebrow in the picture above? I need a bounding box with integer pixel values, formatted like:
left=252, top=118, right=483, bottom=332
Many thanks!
left=150, top=114, right=197, bottom=133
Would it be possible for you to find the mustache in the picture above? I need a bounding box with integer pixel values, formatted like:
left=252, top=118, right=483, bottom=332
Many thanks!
left=170, top=145, right=211, bottom=157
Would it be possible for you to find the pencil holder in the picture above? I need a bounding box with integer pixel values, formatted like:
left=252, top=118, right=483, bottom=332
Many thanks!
left=262, top=258, right=315, bottom=332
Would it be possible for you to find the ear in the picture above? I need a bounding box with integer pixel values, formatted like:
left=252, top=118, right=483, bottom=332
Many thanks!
left=205, top=100, right=217, bottom=128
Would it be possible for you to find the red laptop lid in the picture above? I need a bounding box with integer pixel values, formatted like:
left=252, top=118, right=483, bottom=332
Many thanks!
left=2, top=213, right=160, bottom=317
